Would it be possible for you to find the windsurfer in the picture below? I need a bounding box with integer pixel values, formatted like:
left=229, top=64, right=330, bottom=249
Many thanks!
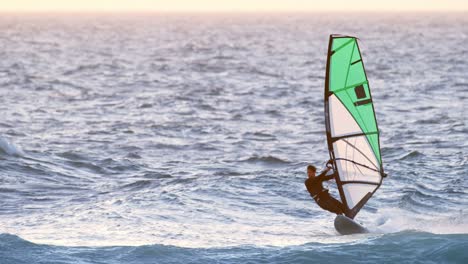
left=305, top=163, right=345, bottom=215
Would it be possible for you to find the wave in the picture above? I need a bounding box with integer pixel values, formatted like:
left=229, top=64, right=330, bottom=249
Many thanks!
left=242, top=131, right=276, bottom=141
left=1, top=232, right=467, bottom=264
left=119, top=180, right=154, bottom=191
left=0, top=136, right=24, bottom=157
left=397, top=150, right=424, bottom=161
left=63, top=63, right=122, bottom=76
left=243, top=155, right=290, bottom=165
left=56, top=151, right=89, bottom=161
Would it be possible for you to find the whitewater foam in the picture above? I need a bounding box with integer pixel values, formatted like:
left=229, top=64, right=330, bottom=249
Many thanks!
left=0, top=136, right=24, bottom=157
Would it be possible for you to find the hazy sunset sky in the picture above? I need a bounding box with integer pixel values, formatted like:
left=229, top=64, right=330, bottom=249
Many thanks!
left=0, top=0, right=466, bottom=12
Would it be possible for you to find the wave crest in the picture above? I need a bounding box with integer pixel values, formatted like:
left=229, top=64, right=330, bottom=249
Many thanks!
left=0, top=137, right=24, bottom=157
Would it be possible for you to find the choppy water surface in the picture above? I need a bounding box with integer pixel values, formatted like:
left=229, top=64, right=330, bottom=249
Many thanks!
left=0, top=13, right=467, bottom=263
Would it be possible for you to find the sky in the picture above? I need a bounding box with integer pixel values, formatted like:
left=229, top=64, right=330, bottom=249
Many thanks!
left=0, top=0, right=466, bottom=12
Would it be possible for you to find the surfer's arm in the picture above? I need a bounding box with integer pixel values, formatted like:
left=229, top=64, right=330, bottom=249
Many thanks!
left=317, top=167, right=335, bottom=181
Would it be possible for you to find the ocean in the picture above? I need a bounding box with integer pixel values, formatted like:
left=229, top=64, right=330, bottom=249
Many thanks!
left=0, top=13, right=467, bottom=263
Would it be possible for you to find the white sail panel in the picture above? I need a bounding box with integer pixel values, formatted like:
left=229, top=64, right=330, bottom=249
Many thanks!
left=335, top=158, right=381, bottom=183
left=342, top=184, right=376, bottom=209
left=333, top=135, right=381, bottom=210
left=329, top=95, right=362, bottom=137
left=348, top=135, right=379, bottom=170
left=333, top=135, right=380, bottom=177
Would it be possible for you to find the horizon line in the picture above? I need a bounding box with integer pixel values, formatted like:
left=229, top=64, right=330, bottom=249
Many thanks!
left=0, top=10, right=467, bottom=15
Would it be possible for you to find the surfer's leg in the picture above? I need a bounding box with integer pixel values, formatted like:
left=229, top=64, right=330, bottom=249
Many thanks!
left=327, top=196, right=345, bottom=215
left=318, top=196, right=344, bottom=215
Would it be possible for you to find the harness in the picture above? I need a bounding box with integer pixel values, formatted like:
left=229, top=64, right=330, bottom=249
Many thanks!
left=313, top=189, right=329, bottom=202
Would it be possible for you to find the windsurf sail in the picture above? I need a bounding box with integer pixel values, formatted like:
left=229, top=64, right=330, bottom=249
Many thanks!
left=324, top=34, right=385, bottom=219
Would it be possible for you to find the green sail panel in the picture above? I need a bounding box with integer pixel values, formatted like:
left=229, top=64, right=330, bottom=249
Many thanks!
left=324, top=35, right=385, bottom=219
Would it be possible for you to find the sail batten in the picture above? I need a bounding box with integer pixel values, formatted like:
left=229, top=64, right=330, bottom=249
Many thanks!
left=324, top=34, right=384, bottom=219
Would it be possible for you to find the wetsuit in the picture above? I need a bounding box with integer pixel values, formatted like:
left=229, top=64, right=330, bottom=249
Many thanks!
left=305, top=170, right=344, bottom=215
